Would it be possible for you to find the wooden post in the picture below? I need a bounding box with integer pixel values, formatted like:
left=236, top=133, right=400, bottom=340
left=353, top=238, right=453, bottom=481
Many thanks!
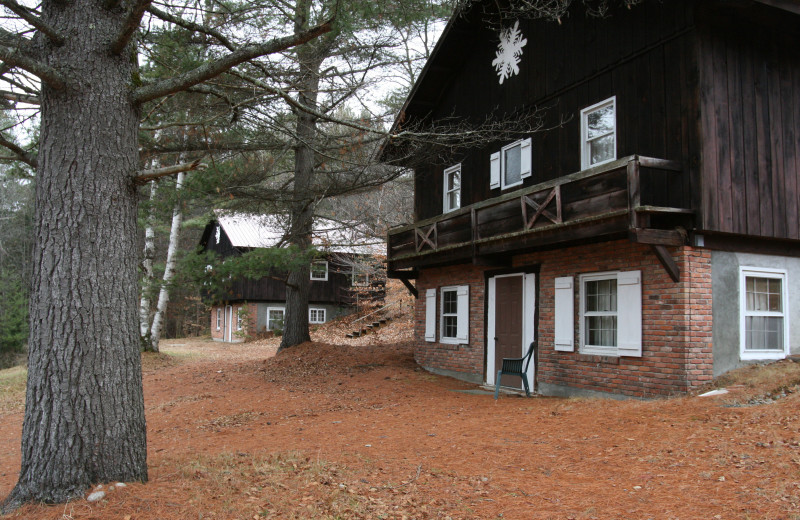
left=627, top=156, right=641, bottom=229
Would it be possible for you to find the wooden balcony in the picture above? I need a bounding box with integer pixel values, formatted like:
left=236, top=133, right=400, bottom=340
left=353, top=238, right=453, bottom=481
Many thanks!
left=387, top=155, right=693, bottom=273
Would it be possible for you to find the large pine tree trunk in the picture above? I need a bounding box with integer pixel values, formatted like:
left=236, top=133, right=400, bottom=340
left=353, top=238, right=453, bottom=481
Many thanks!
left=279, top=11, right=323, bottom=350
left=3, top=2, right=147, bottom=509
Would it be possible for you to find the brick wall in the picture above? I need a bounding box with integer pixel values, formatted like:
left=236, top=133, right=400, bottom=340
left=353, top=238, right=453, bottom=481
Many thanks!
left=415, top=264, right=486, bottom=377
left=413, top=240, right=714, bottom=397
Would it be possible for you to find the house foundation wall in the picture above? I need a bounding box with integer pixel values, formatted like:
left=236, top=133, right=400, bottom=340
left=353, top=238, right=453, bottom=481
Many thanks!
left=414, top=240, right=714, bottom=398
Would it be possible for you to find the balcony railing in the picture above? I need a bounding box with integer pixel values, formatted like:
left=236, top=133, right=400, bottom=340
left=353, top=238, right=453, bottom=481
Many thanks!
left=387, top=155, right=692, bottom=269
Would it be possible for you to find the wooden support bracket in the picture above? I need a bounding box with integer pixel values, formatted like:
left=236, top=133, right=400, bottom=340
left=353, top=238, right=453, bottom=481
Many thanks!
left=399, top=278, right=418, bottom=299
left=651, top=244, right=680, bottom=282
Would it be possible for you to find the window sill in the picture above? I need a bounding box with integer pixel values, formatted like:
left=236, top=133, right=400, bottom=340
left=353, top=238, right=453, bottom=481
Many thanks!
left=576, top=353, right=620, bottom=365
left=740, top=350, right=787, bottom=361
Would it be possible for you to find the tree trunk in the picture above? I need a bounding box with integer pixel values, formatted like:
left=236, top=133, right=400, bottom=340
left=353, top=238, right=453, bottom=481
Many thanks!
left=139, top=182, right=157, bottom=344
left=2, top=2, right=147, bottom=509
left=280, top=4, right=324, bottom=351
left=148, top=171, right=186, bottom=352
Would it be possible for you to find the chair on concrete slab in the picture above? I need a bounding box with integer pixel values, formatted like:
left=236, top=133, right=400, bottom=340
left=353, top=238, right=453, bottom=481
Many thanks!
left=494, top=341, right=535, bottom=399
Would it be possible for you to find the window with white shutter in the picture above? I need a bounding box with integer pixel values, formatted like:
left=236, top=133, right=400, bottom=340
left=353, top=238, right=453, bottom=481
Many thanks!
left=554, top=277, right=574, bottom=351
left=440, top=285, right=469, bottom=344
left=498, top=138, right=532, bottom=189
left=490, top=152, right=500, bottom=189
left=578, top=270, right=642, bottom=357
left=425, top=288, right=437, bottom=342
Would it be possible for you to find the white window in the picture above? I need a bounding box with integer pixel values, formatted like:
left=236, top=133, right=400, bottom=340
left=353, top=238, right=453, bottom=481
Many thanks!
left=236, top=307, right=243, bottom=330
left=490, top=137, right=531, bottom=190
left=574, top=270, right=641, bottom=357
left=309, top=308, right=326, bottom=324
left=581, top=96, right=616, bottom=170
left=740, top=267, right=788, bottom=360
left=439, top=285, right=469, bottom=344
left=267, top=307, right=285, bottom=331
left=310, top=260, right=328, bottom=281
left=443, top=163, right=461, bottom=212
left=215, top=308, right=221, bottom=330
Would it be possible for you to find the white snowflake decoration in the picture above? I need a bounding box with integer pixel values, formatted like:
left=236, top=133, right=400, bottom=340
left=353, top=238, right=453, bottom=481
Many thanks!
left=492, top=20, right=527, bottom=85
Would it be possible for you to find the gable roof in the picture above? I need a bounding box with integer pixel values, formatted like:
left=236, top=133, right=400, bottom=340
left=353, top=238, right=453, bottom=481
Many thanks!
left=212, top=212, right=385, bottom=256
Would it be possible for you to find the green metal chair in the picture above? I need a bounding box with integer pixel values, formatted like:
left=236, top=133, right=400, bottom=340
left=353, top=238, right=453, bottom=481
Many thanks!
left=494, top=341, right=535, bottom=399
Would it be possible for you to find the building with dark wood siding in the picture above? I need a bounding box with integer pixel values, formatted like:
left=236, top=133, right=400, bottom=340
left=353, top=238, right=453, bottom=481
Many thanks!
left=384, top=0, right=800, bottom=397
left=200, top=214, right=385, bottom=342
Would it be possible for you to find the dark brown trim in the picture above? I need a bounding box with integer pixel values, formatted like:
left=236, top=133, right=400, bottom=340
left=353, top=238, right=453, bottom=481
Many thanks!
left=651, top=244, right=681, bottom=282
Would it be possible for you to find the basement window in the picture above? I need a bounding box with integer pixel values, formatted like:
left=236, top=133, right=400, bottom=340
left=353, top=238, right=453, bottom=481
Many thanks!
left=740, top=267, right=788, bottom=360
left=309, top=308, right=326, bottom=324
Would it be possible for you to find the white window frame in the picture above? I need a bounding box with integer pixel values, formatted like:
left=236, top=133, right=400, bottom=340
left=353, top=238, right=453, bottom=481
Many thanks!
left=443, top=163, right=462, bottom=213
left=579, top=271, right=618, bottom=356
left=236, top=307, right=243, bottom=330
left=439, top=285, right=469, bottom=345
left=580, top=96, right=617, bottom=170
left=309, top=307, right=326, bottom=324
left=578, top=270, right=641, bottom=357
left=739, top=267, right=789, bottom=361
left=266, top=307, right=285, bottom=331
left=490, top=138, right=532, bottom=190
left=310, top=260, right=328, bottom=281
left=215, top=308, right=221, bottom=330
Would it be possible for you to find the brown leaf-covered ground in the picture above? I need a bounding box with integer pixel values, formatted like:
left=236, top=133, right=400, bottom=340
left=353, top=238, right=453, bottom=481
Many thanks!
left=2, top=317, right=800, bottom=519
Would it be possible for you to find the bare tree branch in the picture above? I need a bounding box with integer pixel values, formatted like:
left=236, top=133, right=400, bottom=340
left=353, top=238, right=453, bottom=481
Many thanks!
left=133, top=20, right=332, bottom=104
left=0, top=44, right=65, bottom=90
left=110, top=0, right=153, bottom=55
left=228, top=69, right=389, bottom=137
left=0, top=90, right=39, bottom=104
left=133, top=156, right=206, bottom=185
left=146, top=5, right=235, bottom=50
left=0, top=132, right=36, bottom=168
left=0, top=0, right=65, bottom=45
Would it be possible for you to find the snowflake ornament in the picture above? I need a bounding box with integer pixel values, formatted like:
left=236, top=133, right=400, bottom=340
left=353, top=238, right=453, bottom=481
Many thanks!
left=492, top=20, right=527, bottom=85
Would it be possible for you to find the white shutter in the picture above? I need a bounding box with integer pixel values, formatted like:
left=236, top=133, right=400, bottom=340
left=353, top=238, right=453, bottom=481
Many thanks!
left=425, top=288, right=437, bottom=342
left=456, top=285, right=469, bottom=343
left=520, top=137, right=532, bottom=179
left=617, top=270, right=642, bottom=357
left=554, top=276, right=574, bottom=351
left=490, top=152, right=500, bottom=189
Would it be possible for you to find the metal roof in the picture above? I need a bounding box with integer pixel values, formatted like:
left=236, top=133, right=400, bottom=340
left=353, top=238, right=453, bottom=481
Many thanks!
left=215, top=212, right=384, bottom=255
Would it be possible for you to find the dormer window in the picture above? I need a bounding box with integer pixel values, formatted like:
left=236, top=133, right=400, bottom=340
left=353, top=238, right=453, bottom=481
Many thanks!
left=490, top=138, right=531, bottom=190
left=581, top=96, right=616, bottom=170
left=443, top=164, right=461, bottom=213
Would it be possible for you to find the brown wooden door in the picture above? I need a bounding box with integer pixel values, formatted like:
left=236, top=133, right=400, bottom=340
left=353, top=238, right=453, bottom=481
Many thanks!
left=495, top=275, right=524, bottom=388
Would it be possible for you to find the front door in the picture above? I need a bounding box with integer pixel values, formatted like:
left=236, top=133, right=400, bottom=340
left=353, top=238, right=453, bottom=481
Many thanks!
left=495, top=275, right=524, bottom=388
left=225, top=305, right=233, bottom=342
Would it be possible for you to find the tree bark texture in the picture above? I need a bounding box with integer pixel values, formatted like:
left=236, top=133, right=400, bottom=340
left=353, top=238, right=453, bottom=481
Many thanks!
left=3, top=0, right=147, bottom=509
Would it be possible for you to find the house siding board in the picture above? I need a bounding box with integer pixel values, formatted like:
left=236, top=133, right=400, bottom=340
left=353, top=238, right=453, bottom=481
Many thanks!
left=412, top=240, right=714, bottom=398
left=414, top=4, right=698, bottom=222
left=696, top=10, right=800, bottom=239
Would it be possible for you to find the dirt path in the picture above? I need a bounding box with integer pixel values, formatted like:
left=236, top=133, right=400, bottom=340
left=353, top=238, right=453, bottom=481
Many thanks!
left=2, top=332, right=800, bottom=519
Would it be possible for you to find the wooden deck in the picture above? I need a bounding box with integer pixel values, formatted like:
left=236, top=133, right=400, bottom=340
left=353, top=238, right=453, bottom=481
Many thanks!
left=387, top=155, right=693, bottom=271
